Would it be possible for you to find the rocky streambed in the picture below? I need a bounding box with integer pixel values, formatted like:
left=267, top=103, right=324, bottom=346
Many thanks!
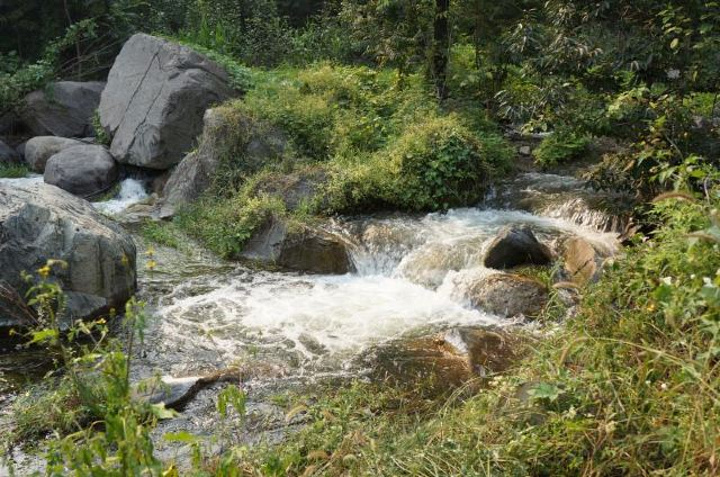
left=0, top=171, right=625, bottom=471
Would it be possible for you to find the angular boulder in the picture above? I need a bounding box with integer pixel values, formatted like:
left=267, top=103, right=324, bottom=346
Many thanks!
left=99, top=34, right=236, bottom=170
left=0, top=140, right=19, bottom=163
left=44, top=145, right=119, bottom=198
left=467, top=273, right=548, bottom=318
left=20, top=81, right=105, bottom=137
left=0, top=182, right=136, bottom=328
left=161, top=108, right=287, bottom=214
left=242, top=217, right=353, bottom=274
left=25, top=136, right=86, bottom=173
left=484, top=226, right=553, bottom=269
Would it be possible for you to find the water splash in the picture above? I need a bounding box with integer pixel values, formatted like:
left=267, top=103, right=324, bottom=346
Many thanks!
left=141, top=201, right=619, bottom=377
left=93, top=178, right=149, bottom=215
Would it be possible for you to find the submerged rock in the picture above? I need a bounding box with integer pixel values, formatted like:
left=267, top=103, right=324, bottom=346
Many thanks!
left=467, top=273, right=548, bottom=318
left=20, top=81, right=105, bottom=138
left=484, top=226, right=553, bottom=270
left=368, top=327, right=526, bottom=391
left=25, top=136, right=86, bottom=173
left=0, top=182, right=136, bottom=329
left=44, top=145, right=119, bottom=198
left=242, top=217, right=353, bottom=274
left=99, top=34, right=236, bottom=170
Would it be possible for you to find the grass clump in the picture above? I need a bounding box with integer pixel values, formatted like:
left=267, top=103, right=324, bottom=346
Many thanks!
left=534, top=127, right=591, bottom=168
left=177, top=194, right=286, bottom=259
left=0, top=163, right=28, bottom=178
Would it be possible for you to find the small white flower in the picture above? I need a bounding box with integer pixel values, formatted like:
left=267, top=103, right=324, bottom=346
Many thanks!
left=662, top=277, right=673, bottom=285
left=660, top=382, right=668, bottom=391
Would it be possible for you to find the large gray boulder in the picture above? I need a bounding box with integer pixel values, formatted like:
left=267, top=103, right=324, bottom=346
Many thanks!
left=0, top=140, right=19, bottom=163
left=484, top=226, right=553, bottom=270
left=20, top=81, right=105, bottom=137
left=242, top=217, right=353, bottom=275
left=99, top=34, right=236, bottom=170
left=44, top=145, right=119, bottom=198
left=0, top=182, right=136, bottom=328
left=25, top=136, right=86, bottom=173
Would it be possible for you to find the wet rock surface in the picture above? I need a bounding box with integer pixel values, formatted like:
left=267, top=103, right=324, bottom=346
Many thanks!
left=466, top=273, right=549, bottom=318
left=484, top=226, right=554, bottom=270
left=242, top=218, right=354, bottom=274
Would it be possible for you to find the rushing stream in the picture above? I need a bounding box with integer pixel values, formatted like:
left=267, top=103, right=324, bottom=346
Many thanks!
left=133, top=174, right=620, bottom=381
left=1, top=172, right=624, bottom=470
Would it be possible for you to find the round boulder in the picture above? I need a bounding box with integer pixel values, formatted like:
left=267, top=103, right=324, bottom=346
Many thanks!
left=44, top=145, right=119, bottom=197
left=484, top=226, right=553, bottom=270
left=25, top=136, right=85, bottom=173
left=0, top=182, right=136, bottom=328
left=20, top=81, right=105, bottom=138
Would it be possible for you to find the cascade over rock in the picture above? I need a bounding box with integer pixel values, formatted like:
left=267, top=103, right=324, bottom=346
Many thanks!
left=98, top=34, right=236, bottom=170
left=0, top=182, right=136, bottom=329
left=242, top=217, right=353, bottom=274
left=20, top=81, right=105, bottom=138
left=484, top=226, right=553, bottom=269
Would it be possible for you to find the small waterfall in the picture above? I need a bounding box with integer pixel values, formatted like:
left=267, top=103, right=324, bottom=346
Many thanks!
left=485, top=172, right=632, bottom=233
left=93, top=178, right=150, bottom=215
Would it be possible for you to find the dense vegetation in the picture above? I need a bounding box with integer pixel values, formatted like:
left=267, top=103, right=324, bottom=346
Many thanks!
left=1, top=0, right=719, bottom=475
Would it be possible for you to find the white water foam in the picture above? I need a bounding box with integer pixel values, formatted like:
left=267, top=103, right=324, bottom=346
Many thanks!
left=93, top=178, right=149, bottom=215
left=0, top=174, right=44, bottom=187
left=146, top=205, right=619, bottom=375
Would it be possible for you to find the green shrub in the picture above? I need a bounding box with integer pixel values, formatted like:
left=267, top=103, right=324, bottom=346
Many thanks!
left=533, top=128, right=591, bottom=167
left=177, top=194, right=286, bottom=259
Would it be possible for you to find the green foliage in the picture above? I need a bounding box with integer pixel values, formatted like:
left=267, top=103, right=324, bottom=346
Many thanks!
left=92, top=110, right=111, bottom=146
left=0, top=163, right=28, bottom=178
left=0, top=18, right=98, bottom=113
left=533, top=128, right=591, bottom=168
left=178, top=64, right=512, bottom=255
left=590, top=90, right=720, bottom=198
left=140, top=221, right=184, bottom=250
left=174, top=40, right=254, bottom=93
left=177, top=194, right=286, bottom=259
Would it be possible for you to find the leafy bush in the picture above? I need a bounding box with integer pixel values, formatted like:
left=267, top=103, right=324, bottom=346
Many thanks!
left=533, top=128, right=591, bottom=167
left=177, top=194, right=286, bottom=259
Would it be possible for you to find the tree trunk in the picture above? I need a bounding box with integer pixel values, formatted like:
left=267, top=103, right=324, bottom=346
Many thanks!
left=433, top=0, right=450, bottom=100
